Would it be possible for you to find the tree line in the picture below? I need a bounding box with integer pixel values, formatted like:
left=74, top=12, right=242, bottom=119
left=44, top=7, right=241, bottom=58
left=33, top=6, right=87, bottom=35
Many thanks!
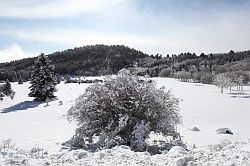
left=0, top=45, right=250, bottom=86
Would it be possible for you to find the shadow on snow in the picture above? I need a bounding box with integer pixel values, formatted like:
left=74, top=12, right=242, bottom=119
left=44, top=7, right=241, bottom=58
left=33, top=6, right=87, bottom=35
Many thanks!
left=230, top=95, right=250, bottom=99
left=1, top=100, right=43, bottom=113
left=227, top=92, right=250, bottom=98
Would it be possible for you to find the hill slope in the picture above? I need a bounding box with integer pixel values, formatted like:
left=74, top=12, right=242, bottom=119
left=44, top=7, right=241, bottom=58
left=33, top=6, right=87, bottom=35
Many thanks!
left=0, top=45, right=149, bottom=81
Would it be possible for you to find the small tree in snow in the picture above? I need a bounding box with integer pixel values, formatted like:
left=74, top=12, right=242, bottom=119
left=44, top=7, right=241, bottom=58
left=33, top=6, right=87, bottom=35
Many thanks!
left=2, top=79, right=12, bottom=96
left=0, top=85, right=4, bottom=101
left=213, top=73, right=232, bottom=93
left=18, top=75, right=23, bottom=84
left=29, top=53, right=57, bottom=101
left=67, top=70, right=181, bottom=151
left=78, top=76, right=81, bottom=84
left=0, top=79, right=15, bottom=100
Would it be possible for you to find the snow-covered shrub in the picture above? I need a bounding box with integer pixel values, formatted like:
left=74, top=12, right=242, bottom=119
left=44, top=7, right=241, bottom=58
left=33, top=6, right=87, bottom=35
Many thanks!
left=67, top=70, right=181, bottom=151
left=0, top=139, right=15, bottom=150
left=29, top=54, right=57, bottom=101
left=29, top=145, right=47, bottom=159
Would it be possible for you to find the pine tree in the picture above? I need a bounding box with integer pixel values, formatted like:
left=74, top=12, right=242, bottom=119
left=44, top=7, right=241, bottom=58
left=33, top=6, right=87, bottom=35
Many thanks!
left=18, top=75, right=23, bottom=84
left=29, top=53, right=57, bottom=101
left=2, top=79, right=12, bottom=96
left=0, top=85, right=4, bottom=101
left=1, top=79, right=15, bottom=100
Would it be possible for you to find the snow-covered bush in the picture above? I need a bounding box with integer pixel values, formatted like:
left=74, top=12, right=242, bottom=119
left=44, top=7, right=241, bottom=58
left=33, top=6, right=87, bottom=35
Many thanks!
left=29, top=54, right=57, bottom=101
left=0, top=139, right=15, bottom=150
left=67, top=70, right=181, bottom=151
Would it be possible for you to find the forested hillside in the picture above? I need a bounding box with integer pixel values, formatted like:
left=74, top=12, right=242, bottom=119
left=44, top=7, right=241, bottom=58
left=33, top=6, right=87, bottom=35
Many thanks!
left=0, top=45, right=250, bottom=84
left=0, top=45, right=148, bottom=81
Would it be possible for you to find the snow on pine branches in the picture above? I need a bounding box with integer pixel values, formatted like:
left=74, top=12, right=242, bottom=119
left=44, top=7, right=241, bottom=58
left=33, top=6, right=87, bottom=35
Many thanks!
left=0, top=79, right=15, bottom=101
left=29, top=53, right=57, bottom=101
left=67, top=69, right=181, bottom=152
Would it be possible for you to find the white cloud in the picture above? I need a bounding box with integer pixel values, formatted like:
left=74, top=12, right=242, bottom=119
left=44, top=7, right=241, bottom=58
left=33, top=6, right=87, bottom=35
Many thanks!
left=0, top=44, right=37, bottom=63
left=2, top=20, right=250, bottom=56
left=0, top=0, right=250, bottom=55
left=0, top=0, right=122, bottom=19
left=0, top=28, right=172, bottom=55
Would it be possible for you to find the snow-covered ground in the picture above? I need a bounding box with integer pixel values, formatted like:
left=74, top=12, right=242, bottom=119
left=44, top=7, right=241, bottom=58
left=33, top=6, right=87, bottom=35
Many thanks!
left=154, top=78, right=250, bottom=148
left=0, top=78, right=250, bottom=165
left=0, top=82, right=89, bottom=152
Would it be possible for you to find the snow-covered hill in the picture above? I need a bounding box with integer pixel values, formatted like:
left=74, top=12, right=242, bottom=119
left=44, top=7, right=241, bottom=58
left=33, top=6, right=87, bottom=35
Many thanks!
left=0, top=78, right=250, bottom=165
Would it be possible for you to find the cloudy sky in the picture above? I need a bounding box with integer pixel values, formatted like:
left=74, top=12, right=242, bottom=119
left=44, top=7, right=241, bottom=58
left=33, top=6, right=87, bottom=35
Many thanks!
left=1, top=0, right=250, bottom=62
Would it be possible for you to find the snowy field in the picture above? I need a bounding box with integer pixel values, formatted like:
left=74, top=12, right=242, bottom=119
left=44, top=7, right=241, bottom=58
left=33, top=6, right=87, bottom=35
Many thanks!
left=154, top=78, right=250, bottom=147
left=0, top=78, right=250, bottom=165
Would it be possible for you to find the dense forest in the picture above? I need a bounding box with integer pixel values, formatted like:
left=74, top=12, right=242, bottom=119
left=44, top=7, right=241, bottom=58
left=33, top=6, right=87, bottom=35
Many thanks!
left=0, top=45, right=148, bottom=81
left=0, top=45, right=250, bottom=85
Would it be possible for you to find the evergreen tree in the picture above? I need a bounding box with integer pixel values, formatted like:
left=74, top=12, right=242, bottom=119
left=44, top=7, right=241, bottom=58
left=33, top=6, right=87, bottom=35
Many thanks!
left=2, top=79, right=12, bottom=96
left=18, top=75, right=23, bottom=84
left=1, top=79, right=15, bottom=100
left=0, top=85, right=4, bottom=101
left=29, top=53, right=57, bottom=101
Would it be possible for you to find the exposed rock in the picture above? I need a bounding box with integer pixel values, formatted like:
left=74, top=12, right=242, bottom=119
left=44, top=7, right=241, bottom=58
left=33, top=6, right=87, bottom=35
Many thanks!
left=190, top=127, right=200, bottom=131
left=216, top=128, right=233, bottom=135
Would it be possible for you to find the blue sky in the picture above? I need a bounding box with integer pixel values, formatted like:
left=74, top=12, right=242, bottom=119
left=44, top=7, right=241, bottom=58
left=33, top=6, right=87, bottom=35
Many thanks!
left=1, top=0, right=250, bottom=62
